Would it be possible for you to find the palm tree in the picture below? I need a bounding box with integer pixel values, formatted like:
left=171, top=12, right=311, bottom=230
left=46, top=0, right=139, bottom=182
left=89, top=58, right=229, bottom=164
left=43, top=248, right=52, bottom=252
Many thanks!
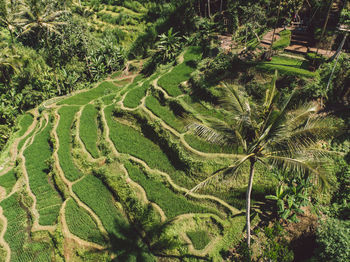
left=188, top=71, right=336, bottom=249
left=17, top=0, right=67, bottom=39
left=0, top=45, right=20, bottom=84
left=0, top=0, right=21, bottom=45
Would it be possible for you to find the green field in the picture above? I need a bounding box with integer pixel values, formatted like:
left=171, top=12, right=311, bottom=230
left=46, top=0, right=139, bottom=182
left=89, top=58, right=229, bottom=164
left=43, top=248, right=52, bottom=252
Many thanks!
left=72, top=175, right=126, bottom=237
left=0, top=193, right=53, bottom=262
left=24, top=118, right=62, bottom=225
left=65, top=198, right=106, bottom=245
left=17, top=113, right=34, bottom=137
left=57, top=106, right=83, bottom=181
left=125, top=163, right=218, bottom=218
left=187, top=230, right=211, bottom=250
left=257, top=56, right=316, bottom=77
left=0, top=169, right=17, bottom=194
left=80, top=104, right=100, bottom=158
left=123, top=78, right=153, bottom=108
left=104, top=106, right=178, bottom=174
left=158, top=47, right=202, bottom=96
left=145, top=95, right=185, bottom=132
left=58, top=82, right=120, bottom=105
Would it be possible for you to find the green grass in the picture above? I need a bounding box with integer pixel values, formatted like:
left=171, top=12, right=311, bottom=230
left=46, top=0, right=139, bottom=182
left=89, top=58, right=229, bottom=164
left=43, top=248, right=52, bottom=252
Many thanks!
left=72, top=175, right=126, bottom=237
left=17, top=113, right=34, bottom=137
left=65, top=198, right=105, bottom=245
left=123, top=74, right=158, bottom=108
left=17, top=114, right=36, bottom=150
left=145, top=95, right=184, bottom=132
left=272, top=30, right=291, bottom=50
left=80, top=104, right=100, bottom=158
left=257, top=56, right=316, bottom=77
left=186, top=230, right=211, bottom=250
left=57, top=106, right=83, bottom=181
left=104, top=106, right=177, bottom=174
left=158, top=47, right=202, bottom=96
left=58, top=82, right=120, bottom=105
left=125, top=163, right=218, bottom=218
left=182, top=95, right=227, bottom=121
left=0, top=193, right=53, bottom=262
left=0, top=169, right=17, bottom=194
left=24, top=118, right=62, bottom=226
left=111, top=71, right=122, bottom=78
left=184, top=134, right=233, bottom=154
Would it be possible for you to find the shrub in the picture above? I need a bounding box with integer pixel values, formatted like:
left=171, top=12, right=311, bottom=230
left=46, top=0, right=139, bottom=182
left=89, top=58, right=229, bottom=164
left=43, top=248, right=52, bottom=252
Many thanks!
left=315, top=218, right=350, bottom=262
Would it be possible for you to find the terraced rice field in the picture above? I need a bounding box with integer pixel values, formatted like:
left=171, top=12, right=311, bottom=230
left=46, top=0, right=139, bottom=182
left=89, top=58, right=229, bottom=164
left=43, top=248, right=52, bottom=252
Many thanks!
left=0, top=48, right=251, bottom=261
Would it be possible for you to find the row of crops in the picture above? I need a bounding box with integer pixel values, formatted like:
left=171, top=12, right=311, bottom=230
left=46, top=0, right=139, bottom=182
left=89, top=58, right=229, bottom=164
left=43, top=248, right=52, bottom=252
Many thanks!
left=0, top=47, right=246, bottom=261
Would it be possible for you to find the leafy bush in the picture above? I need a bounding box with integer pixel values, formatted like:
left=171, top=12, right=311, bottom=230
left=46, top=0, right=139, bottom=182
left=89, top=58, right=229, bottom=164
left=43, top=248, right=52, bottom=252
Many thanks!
left=80, top=104, right=100, bottom=158
left=186, top=230, right=211, bottom=250
left=261, top=223, right=294, bottom=262
left=315, top=218, right=350, bottom=262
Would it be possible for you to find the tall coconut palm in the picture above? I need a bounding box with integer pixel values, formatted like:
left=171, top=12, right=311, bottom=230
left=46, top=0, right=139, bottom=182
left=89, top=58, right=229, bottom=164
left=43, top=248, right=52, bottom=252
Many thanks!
left=188, top=71, right=336, bottom=249
left=17, top=0, right=67, bottom=38
left=0, top=0, right=22, bottom=45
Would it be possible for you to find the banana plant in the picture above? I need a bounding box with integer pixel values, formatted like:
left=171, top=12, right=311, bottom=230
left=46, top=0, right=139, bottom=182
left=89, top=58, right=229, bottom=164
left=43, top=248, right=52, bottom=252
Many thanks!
left=266, top=172, right=312, bottom=223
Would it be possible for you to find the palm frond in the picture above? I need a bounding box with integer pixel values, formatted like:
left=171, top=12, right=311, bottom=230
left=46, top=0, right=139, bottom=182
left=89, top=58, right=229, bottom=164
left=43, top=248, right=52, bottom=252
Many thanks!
left=187, top=122, right=226, bottom=144
left=264, top=155, right=328, bottom=189
left=186, top=154, right=252, bottom=194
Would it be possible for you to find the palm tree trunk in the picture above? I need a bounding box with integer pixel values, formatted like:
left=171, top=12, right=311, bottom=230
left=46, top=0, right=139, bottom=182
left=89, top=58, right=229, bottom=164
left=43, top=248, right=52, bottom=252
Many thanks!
left=269, top=0, right=282, bottom=53
left=207, top=0, right=211, bottom=18
left=314, top=0, right=334, bottom=63
left=246, top=158, right=256, bottom=249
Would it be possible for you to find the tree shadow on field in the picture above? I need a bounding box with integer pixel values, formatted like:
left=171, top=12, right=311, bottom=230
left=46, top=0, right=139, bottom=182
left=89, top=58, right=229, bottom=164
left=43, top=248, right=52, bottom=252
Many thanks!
left=105, top=205, right=210, bottom=261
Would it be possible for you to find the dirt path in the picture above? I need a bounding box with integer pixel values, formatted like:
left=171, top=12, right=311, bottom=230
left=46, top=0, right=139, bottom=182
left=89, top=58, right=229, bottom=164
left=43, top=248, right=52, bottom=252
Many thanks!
left=17, top=112, right=56, bottom=233
left=9, top=109, right=39, bottom=163
left=52, top=110, right=108, bottom=237
left=0, top=207, right=10, bottom=262
left=100, top=106, right=121, bottom=158
left=0, top=109, right=39, bottom=177
left=60, top=200, right=105, bottom=254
